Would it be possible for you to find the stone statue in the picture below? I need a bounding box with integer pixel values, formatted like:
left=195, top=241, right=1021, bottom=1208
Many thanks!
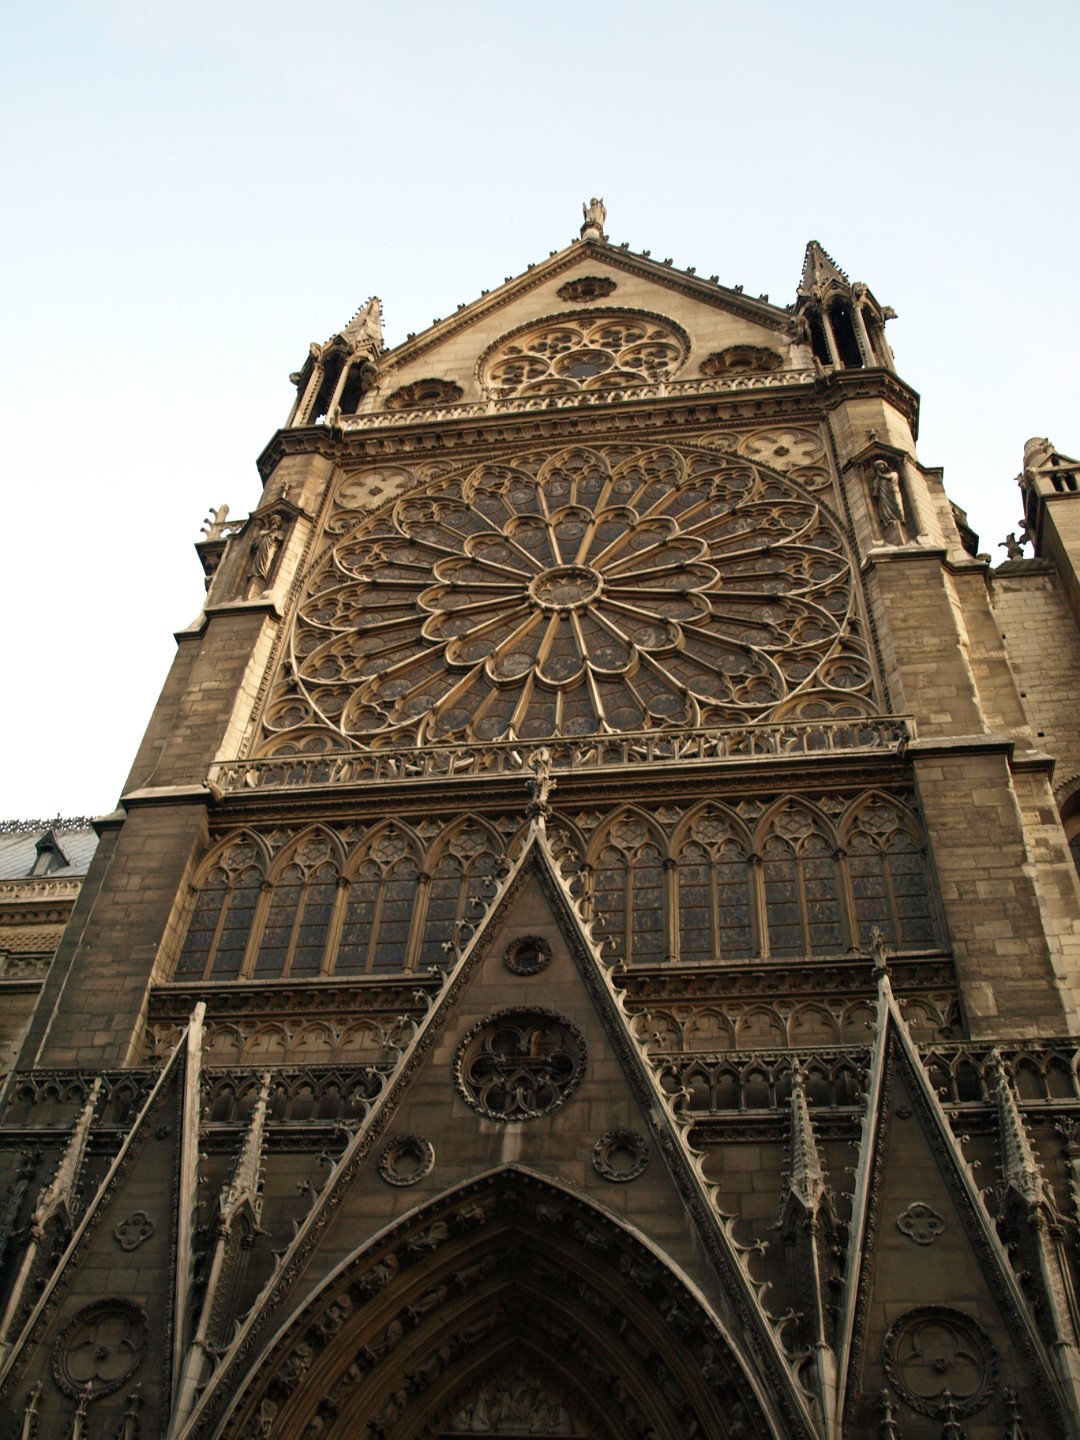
left=998, top=532, right=1026, bottom=561
left=785, top=312, right=812, bottom=346
left=580, top=197, right=607, bottom=238
left=869, top=458, right=905, bottom=538
left=251, top=513, right=284, bottom=583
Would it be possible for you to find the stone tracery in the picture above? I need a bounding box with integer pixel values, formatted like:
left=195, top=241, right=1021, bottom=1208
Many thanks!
left=480, top=312, right=688, bottom=398
left=260, top=444, right=873, bottom=756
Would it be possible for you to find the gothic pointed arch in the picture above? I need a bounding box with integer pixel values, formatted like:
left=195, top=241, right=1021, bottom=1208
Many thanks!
left=671, top=803, right=754, bottom=964
left=252, top=828, right=345, bottom=980
left=212, top=1169, right=782, bottom=1440
left=587, top=808, right=668, bottom=966
left=839, top=791, right=939, bottom=951
left=173, top=830, right=271, bottom=981
left=334, top=822, right=425, bottom=976
left=416, top=816, right=505, bottom=971
left=753, top=798, right=846, bottom=958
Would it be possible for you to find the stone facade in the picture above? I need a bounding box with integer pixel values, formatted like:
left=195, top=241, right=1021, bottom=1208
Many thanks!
left=2, top=224, right=1080, bottom=1439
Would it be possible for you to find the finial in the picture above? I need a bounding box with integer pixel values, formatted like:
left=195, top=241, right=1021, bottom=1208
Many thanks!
left=998, top=532, right=1027, bottom=561
left=580, top=196, right=607, bottom=241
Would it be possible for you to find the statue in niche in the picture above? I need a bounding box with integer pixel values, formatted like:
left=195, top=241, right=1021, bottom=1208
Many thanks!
left=251, top=513, right=285, bottom=586
left=869, top=458, right=906, bottom=540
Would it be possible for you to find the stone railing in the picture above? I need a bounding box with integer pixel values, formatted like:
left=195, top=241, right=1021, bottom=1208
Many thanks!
left=335, top=369, right=816, bottom=431
left=208, top=716, right=911, bottom=797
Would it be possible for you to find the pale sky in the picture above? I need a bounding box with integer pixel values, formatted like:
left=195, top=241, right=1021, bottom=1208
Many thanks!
left=2, top=1, right=1077, bottom=819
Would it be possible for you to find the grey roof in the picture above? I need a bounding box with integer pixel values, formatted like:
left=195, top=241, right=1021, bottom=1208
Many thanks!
left=0, top=821, right=100, bottom=880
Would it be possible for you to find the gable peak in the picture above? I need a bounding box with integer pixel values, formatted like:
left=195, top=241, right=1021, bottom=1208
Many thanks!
left=799, top=240, right=851, bottom=297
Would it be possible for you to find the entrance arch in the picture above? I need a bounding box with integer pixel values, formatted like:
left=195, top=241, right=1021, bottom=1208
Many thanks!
left=218, top=1167, right=780, bottom=1440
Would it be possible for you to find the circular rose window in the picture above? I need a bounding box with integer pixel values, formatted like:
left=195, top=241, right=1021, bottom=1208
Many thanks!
left=455, top=1009, right=586, bottom=1121
left=260, top=444, right=871, bottom=755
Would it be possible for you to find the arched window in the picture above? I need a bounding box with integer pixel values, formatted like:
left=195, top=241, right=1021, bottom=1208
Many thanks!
left=759, top=807, right=844, bottom=958
left=844, top=798, right=937, bottom=950
left=335, top=830, right=421, bottom=976
left=417, top=823, right=501, bottom=969
left=253, top=836, right=340, bottom=979
left=174, top=836, right=267, bottom=981
left=592, top=815, right=666, bottom=966
left=676, top=810, right=753, bottom=962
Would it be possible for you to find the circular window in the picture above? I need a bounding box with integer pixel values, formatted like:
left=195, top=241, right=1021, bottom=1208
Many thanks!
left=504, top=936, right=553, bottom=976
left=52, top=1300, right=148, bottom=1400
left=884, top=1306, right=997, bottom=1418
left=455, top=1009, right=586, bottom=1121
left=592, top=1129, right=649, bottom=1182
left=378, top=1134, right=435, bottom=1186
left=265, top=442, right=867, bottom=757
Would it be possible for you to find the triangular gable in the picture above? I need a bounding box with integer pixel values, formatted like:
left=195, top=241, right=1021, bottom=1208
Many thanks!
left=839, top=975, right=1069, bottom=1437
left=367, top=238, right=799, bottom=408
left=182, top=824, right=816, bottom=1440
left=0, top=1009, right=204, bottom=1438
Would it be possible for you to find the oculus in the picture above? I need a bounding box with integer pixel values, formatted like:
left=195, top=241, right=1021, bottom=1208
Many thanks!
left=52, top=1300, right=148, bottom=1399
left=481, top=312, right=688, bottom=398
left=504, top=935, right=553, bottom=976
left=261, top=444, right=871, bottom=755
left=884, top=1306, right=997, bottom=1418
left=378, top=1134, right=435, bottom=1186
left=592, top=1128, right=650, bottom=1182
left=455, top=1008, right=586, bottom=1121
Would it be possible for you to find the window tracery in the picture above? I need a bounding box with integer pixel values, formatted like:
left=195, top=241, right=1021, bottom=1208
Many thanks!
left=173, top=822, right=505, bottom=982
left=586, top=794, right=938, bottom=967
left=260, top=443, right=873, bottom=756
left=481, top=312, right=688, bottom=398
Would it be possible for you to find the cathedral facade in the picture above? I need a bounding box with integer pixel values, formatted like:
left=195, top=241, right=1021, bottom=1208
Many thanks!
left=3, top=208, right=1080, bottom=1440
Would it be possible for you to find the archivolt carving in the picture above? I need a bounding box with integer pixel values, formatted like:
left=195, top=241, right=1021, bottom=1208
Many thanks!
left=258, top=442, right=871, bottom=755
left=215, top=1173, right=775, bottom=1440
left=480, top=311, right=688, bottom=398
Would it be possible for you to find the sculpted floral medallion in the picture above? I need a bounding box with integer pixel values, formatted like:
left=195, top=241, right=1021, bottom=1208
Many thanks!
left=260, top=444, right=872, bottom=755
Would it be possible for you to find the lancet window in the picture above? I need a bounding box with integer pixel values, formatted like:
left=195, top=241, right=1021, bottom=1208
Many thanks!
left=587, top=795, right=938, bottom=966
left=173, top=822, right=505, bottom=982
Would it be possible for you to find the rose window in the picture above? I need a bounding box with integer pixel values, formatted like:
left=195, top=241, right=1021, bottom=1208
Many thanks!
left=455, top=1009, right=586, bottom=1121
left=259, top=445, right=874, bottom=755
left=481, top=312, right=688, bottom=398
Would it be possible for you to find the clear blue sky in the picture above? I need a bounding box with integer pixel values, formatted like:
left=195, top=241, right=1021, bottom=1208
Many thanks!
left=2, top=1, right=1077, bottom=818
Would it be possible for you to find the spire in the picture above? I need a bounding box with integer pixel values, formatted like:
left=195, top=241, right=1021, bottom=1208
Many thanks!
left=219, top=1070, right=272, bottom=1235
left=341, top=296, right=383, bottom=355
left=798, top=240, right=851, bottom=299
left=786, top=1064, right=828, bottom=1212
left=989, top=1049, right=1045, bottom=1208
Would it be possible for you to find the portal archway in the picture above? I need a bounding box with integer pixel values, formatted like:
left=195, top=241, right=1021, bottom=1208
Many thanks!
left=218, top=1167, right=780, bottom=1440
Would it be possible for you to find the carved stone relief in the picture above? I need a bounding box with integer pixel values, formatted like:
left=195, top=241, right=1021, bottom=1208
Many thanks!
left=699, top=346, right=782, bottom=378
left=386, top=379, right=465, bottom=411
left=592, top=1129, right=649, bottom=1183
left=113, top=1211, right=155, bottom=1251
left=556, top=276, right=617, bottom=304
left=378, top=1135, right=435, bottom=1187
left=443, top=1366, right=579, bottom=1433
left=895, top=1202, right=945, bottom=1245
left=455, top=1010, right=586, bottom=1121
left=504, top=936, right=553, bottom=977
left=52, top=1300, right=148, bottom=1400
left=883, top=1306, right=997, bottom=1418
